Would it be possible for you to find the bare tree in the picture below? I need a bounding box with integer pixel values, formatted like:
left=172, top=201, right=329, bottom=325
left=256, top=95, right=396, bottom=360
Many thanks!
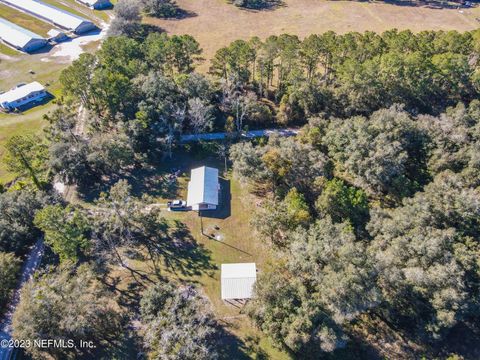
left=188, top=97, right=213, bottom=134
left=221, top=79, right=257, bottom=133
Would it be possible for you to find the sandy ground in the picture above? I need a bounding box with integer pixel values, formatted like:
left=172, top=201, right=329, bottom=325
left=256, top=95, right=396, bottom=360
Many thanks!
left=43, top=24, right=109, bottom=63
left=147, top=0, right=480, bottom=63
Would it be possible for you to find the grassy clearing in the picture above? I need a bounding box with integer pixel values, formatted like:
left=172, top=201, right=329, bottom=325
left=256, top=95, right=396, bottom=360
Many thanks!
left=97, top=147, right=291, bottom=359
left=0, top=113, right=46, bottom=184
left=147, top=0, right=480, bottom=69
left=0, top=6, right=53, bottom=37
left=0, top=43, right=19, bottom=56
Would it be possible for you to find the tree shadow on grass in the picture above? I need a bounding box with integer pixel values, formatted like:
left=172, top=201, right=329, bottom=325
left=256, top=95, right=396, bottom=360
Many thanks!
left=214, top=324, right=253, bottom=360
left=77, top=165, right=182, bottom=202
left=145, top=219, right=217, bottom=278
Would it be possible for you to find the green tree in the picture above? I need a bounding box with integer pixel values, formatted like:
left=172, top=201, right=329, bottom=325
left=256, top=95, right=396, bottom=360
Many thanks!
left=140, top=282, right=219, bottom=359
left=367, top=171, right=480, bottom=338
left=0, top=252, right=21, bottom=308
left=324, top=106, right=428, bottom=201
left=0, top=190, right=45, bottom=254
left=316, top=178, right=369, bottom=230
left=247, top=218, right=379, bottom=355
left=3, top=134, right=48, bottom=189
left=12, top=264, right=124, bottom=359
left=34, top=205, right=91, bottom=263
left=59, top=53, right=96, bottom=107
left=143, top=0, right=181, bottom=18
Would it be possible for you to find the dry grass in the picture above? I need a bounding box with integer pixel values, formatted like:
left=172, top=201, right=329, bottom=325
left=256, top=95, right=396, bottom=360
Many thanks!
left=146, top=0, right=480, bottom=69
left=0, top=5, right=53, bottom=37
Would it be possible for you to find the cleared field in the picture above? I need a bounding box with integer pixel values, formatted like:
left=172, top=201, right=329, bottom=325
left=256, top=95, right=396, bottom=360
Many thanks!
left=147, top=0, right=480, bottom=64
left=0, top=5, right=53, bottom=37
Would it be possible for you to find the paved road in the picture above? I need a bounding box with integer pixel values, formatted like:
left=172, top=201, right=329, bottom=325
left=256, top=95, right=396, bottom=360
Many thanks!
left=180, top=128, right=299, bottom=142
left=0, top=239, right=44, bottom=360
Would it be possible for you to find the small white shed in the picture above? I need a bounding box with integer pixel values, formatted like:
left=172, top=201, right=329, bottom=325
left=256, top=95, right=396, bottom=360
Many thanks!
left=221, top=263, right=257, bottom=300
left=187, top=166, right=219, bottom=211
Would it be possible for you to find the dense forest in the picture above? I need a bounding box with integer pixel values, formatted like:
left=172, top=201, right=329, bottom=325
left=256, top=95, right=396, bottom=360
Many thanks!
left=231, top=102, right=480, bottom=358
left=1, top=1, right=479, bottom=357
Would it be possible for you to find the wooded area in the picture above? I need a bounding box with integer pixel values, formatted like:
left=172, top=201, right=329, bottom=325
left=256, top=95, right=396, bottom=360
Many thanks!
left=1, top=2, right=479, bottom=357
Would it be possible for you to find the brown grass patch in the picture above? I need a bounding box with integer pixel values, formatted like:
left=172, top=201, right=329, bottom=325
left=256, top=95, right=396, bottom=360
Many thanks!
left=146, top=0, right=480, bottom=70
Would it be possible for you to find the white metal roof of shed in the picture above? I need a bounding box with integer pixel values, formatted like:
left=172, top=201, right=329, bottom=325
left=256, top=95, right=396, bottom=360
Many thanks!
left=221, top=263, right=257, bottom=300
left=0, top=82, right=45, bottom=104
left=0, top=17, right=45, bottom=48
left=187, top=166, right=219, bottom=207
left=0, top=0, right=93, bottom=32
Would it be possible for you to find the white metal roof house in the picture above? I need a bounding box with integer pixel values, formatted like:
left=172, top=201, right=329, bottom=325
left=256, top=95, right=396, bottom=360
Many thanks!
left=0, top=82, right=48, bottom=111
left=76, top=0, right=112, bottom=9
left=221, top=263, right=257, bottom=300
left=187, top=166, right=220, bottom=211
left=0, top=0, right=97, bottom=34
left=0, top=18, right=47, bottom=52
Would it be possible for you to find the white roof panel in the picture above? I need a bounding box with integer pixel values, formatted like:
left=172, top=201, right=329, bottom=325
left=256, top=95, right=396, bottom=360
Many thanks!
left=187, top=166, right=219, bottom=206
left=221, top=263, right=257, bottom=300
left=0, top=17, right=45, bottom=48
left=0, top=0, right=94, bottom=32
left=0, top=82, right=45, bottom=104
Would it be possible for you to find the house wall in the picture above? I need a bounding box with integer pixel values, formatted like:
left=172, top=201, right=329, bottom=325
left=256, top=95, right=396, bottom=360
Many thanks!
left=0, top=90, right=47, bottom=110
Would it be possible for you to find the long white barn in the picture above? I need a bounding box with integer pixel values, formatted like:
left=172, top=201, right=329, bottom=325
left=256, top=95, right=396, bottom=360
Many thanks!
left=0, top=18, right=47, bottom=52
left=0, top=0, right=96, bottom=34
left=0, top=82, right=48, bottom=111
left=76, top=0, right=112, bottom=10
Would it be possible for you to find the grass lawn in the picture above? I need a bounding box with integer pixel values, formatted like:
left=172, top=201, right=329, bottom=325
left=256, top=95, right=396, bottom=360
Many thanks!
left=0, top=5, right=53, bottom=37
left=0, top=43, right=19, bottom=57
left=40, top=0, right=109, bottom=24
left=97, top=147, right=291, bottom=359
left=147, top=0, right=480, bottom=70
left=0, top=50, right=67, bottom=183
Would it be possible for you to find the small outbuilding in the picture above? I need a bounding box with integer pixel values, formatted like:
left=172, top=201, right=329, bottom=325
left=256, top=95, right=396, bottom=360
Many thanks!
left=75, top=0, right=112, bottom=10
left=47, top=29, right=68, bottom=43
left=187, top=166, right=220, bottom=211
left=221, top=263, right=257, bottom=300
left=0, top=82, right=48, bottom=111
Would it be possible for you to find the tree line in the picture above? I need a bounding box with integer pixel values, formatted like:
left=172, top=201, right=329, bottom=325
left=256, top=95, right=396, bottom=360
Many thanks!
left=212, top=30, right=480, bottom=119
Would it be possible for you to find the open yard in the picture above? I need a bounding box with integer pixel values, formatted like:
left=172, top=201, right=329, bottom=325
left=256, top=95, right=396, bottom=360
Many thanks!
left=147, top=0, right=480, bottom=68
left=90, top=147, right=291, bottom=359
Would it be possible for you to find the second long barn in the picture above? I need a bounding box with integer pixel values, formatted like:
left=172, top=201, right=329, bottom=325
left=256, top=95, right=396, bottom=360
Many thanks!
left=0, top=0, right=96, bottom=34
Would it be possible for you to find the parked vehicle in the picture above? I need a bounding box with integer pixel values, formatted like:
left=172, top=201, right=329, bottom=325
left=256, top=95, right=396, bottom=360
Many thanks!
left=167, top=200, right=188, bottom=211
